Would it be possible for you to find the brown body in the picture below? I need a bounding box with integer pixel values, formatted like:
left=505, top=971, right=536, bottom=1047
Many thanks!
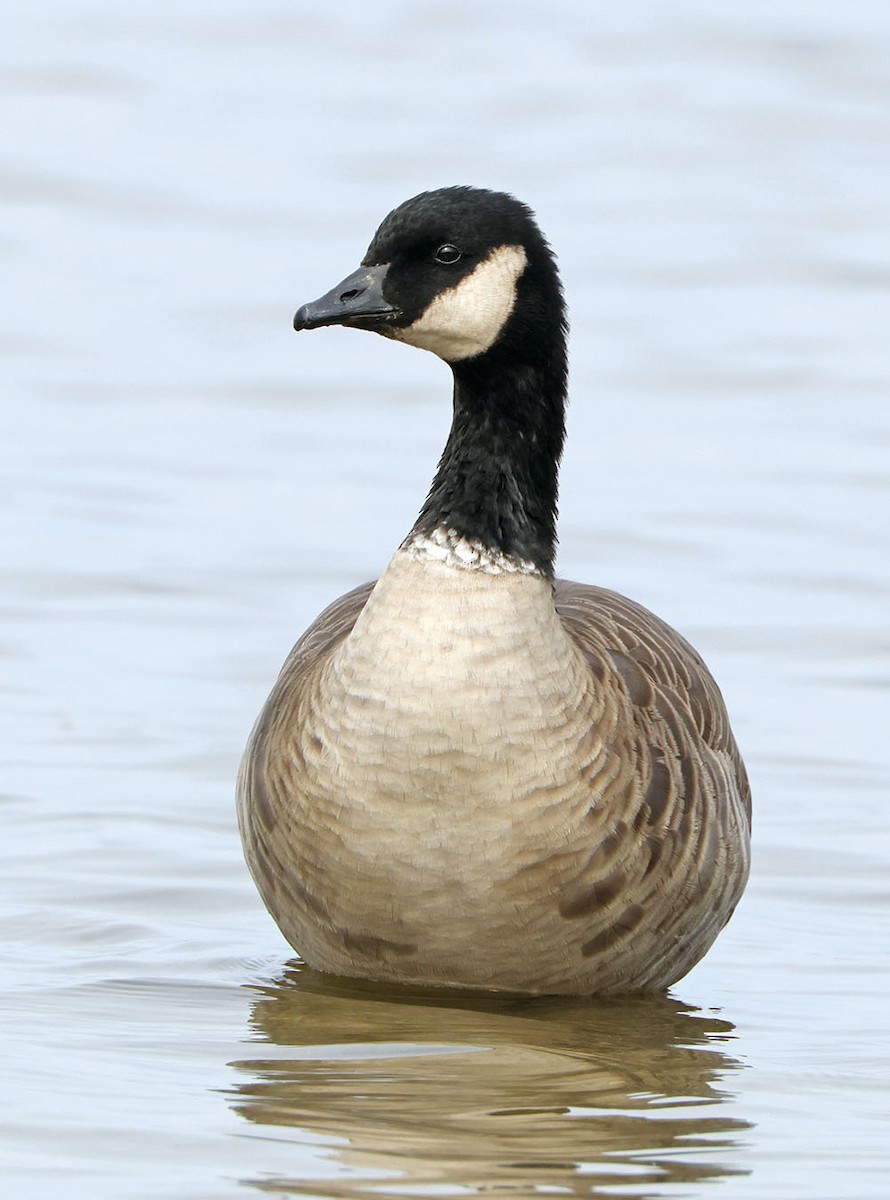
left=238, top=549, right=751, bottom=994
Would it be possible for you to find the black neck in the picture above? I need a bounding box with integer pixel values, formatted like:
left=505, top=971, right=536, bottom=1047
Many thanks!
left=409, top=335, right=567, bottom=577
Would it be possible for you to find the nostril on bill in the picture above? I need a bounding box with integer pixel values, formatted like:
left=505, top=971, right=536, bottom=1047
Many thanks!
left=339, top=287, right=363, bottom=303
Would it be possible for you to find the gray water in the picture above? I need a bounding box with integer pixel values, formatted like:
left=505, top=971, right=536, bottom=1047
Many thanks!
left=2, top=2, right=889, bottom=1197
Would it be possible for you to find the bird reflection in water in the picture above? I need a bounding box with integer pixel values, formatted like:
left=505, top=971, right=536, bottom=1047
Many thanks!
left=228, top=963, right=751, bottom=1197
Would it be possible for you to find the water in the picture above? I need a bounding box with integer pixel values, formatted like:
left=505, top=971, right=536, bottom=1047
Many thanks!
left=2, top=1, right=889, bottom=1196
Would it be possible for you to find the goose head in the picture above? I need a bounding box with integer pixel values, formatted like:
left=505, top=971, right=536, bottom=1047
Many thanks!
left=293, top=186, right=566, bottom=367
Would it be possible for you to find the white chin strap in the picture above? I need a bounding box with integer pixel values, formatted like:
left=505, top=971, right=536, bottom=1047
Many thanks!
left=392, top=244, right=528, bottom=362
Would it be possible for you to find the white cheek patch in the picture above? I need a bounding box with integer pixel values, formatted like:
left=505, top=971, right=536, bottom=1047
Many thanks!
left=392, top=244, right=527, bottom=362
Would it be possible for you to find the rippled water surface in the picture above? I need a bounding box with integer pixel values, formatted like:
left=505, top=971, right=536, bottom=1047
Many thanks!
left=3, top=2, right=889, bottom=1197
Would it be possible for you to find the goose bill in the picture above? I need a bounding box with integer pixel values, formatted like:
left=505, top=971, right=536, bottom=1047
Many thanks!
left=293, top=264, right=399, bottom=332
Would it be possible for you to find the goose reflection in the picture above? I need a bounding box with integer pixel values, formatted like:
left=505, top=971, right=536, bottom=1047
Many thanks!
left=229, top=963, right=751, bottom=1197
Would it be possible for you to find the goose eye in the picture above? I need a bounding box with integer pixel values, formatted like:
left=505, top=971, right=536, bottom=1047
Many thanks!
left=434, top=244, right=462, bottom=265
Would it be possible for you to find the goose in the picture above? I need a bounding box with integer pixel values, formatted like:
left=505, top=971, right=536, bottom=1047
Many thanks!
left=237, top=186, right=751, bottom=995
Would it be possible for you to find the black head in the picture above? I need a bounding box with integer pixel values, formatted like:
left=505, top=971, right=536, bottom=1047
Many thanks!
left=294, top=186, right=566, bottom=367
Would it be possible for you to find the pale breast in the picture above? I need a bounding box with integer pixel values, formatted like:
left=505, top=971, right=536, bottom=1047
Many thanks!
left=297, top=553, right=604, bottom=891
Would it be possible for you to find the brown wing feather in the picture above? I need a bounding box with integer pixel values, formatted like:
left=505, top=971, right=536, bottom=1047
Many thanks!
left=554, top=578, right=751, bottom=827
left=238, top=582, right=375, bottom=896
left=276, top=581, right=377, bottom=685
left=548, top=578, right=751, bottom=989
